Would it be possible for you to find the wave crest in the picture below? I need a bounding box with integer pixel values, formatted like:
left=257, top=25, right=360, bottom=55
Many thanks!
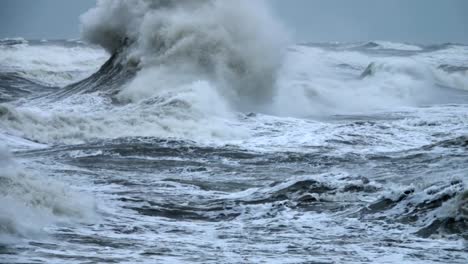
left=80, top=0, right=288, bottom=109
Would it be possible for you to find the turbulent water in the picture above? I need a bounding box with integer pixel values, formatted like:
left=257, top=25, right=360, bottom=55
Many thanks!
left=1, top=1, right=468, bottom=263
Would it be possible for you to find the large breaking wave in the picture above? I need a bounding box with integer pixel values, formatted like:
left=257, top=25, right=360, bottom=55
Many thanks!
left=74, top=0, right=468, bottom=118
left=1, top=1, right=467, bottom=145
left=0, top=0, right=292, bottom=144
left=79, top=0, right=288, bottom=111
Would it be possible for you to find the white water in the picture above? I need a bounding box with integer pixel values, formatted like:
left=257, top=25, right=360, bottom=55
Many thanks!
left=0, top=40, right=107, bottom=86
left=81, top=0, right=289, bottom=111
left=1, top=42, right=467, bottom=146
left=0, top=146, right=96, bottom=240
left=0, top=1, right=467, bottom=263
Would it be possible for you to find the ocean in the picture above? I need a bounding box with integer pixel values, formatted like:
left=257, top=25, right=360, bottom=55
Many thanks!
left=0, top=1, right=467, bottom=263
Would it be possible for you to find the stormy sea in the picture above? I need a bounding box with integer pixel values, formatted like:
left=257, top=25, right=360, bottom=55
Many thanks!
left=0, top=1, right=467, bottom=263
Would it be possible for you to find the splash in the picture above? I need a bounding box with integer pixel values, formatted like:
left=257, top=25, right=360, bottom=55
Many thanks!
left=80, top=0, right=289, bottom=111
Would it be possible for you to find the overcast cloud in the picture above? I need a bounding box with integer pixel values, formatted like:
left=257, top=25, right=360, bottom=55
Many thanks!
left=0, top=0, right=467, bottom=43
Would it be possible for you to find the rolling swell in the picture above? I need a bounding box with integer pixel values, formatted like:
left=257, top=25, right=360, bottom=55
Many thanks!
left=0, top=72, right=55, bottom=103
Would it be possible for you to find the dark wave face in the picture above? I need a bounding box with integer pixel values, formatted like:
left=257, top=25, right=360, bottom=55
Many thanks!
left=0, top=72, right=56, bottom=103
left=1, top=2, right=468, bottom=263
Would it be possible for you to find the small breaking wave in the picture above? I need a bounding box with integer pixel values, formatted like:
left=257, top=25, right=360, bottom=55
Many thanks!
left=0, top=146, right=97, bottom=239
left=0, top=38, right=28, bottom=46
left=0, top=91, right=242, bottom=144
left=360, top=41, right=423, bottom=51
left=274, top=49, right=468, bottom=116
left=360, top=60, right=468, bottom=93
left=438, top=64, right=468, bottom=74
left=362, top=179, right=467, bottom=239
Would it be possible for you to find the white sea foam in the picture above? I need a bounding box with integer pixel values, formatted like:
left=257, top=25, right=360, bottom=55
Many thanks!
left=0, top=146, right=97, bottom=239
left=0, top=92, right=246, bottom=144
left=273, top=45, right=468, bottom=116
left=0, top=42, right=107, bottom=86
left=370, top=41, right=423, bottom=51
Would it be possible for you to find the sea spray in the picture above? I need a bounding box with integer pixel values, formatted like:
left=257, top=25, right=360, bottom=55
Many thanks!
left=80, top=0, right=289, bottom=111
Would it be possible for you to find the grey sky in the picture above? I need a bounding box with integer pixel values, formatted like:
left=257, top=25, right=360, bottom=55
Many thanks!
left=0, top=0, right=467, bottom=43
left=270, top=0, right=468, bottom=44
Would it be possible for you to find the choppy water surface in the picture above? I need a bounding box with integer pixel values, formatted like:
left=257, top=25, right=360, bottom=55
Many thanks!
left=1, top=5, right=467, bottom=262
